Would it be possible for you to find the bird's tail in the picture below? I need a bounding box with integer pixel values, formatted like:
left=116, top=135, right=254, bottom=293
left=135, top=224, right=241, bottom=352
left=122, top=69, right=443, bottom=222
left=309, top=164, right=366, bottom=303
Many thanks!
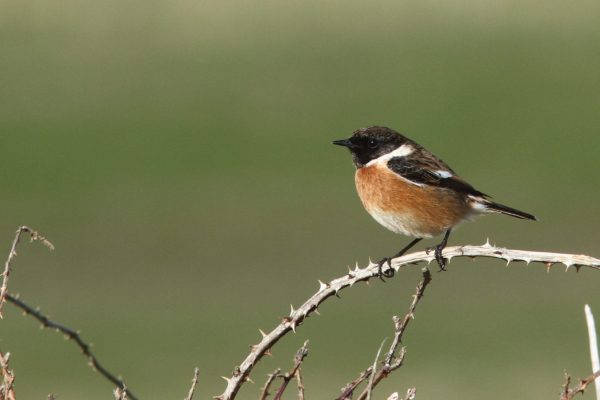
left=483, top=200, right=537, bottom=221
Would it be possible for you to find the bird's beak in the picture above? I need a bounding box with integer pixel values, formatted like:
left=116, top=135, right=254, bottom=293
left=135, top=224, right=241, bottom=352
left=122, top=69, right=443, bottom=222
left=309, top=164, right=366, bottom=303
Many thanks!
left=332, top=138, right=354, bottom=148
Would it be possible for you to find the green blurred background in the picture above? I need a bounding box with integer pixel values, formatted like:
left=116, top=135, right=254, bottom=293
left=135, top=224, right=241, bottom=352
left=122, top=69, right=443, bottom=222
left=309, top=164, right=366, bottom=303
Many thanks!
left=1, top=0, right=599, bottom=398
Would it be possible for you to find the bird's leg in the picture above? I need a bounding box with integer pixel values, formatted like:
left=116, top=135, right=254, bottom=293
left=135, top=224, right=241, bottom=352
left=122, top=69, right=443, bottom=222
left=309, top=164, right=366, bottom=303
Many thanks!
left=377, top=238, right=422, bottom=279
left=428, top=229, right=452, bottom=271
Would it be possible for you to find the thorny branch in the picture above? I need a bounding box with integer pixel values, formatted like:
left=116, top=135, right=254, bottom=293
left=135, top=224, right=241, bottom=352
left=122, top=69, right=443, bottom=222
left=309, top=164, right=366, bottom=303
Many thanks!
left=4, top=294, right=137, bottom=400
left=0, top=350, right=16, bottom=400
left=0, top=226, right=134, bottom=399
left=1, top=225, right=598, bottom=399
left=560, top=371, right=600, bottom=399
left=0, top=226, right=53, bottom=319
left=217, top=242, right=600, bottom=400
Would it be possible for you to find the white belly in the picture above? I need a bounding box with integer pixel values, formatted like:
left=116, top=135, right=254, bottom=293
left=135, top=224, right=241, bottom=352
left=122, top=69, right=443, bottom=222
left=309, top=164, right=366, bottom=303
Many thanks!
left=367, top=207, right=436, bottom=238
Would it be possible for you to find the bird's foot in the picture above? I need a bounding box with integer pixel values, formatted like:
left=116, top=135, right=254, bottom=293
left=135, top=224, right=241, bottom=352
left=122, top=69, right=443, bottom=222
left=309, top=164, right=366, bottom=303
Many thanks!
left=426, top=246, right=447, bottom=272
left=376, top=257, right=395, bottom=280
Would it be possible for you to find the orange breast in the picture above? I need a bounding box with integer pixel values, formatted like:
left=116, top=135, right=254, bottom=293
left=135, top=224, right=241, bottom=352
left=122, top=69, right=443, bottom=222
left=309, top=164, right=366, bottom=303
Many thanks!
left=355, top=164, right=470, bottom=237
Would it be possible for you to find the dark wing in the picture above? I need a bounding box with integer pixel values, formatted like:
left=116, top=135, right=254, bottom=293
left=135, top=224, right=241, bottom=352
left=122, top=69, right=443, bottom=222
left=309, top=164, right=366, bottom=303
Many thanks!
left=387, top=153, right=488, bottom=198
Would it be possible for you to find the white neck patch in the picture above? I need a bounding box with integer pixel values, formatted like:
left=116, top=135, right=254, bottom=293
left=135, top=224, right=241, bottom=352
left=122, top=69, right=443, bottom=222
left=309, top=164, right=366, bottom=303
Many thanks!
left=365, top=144, right=414, bottom=167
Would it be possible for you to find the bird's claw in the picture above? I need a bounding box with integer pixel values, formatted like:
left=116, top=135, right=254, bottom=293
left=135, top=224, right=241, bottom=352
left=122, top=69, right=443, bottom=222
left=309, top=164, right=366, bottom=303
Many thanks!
left=376, top=257, right=395, bottom=280
left=425, top=245, right=447, bottom=271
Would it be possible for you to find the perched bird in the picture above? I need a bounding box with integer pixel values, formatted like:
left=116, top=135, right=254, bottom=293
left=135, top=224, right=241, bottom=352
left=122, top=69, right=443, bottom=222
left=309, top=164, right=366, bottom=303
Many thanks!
left=333, top=126, right=535, bottom=275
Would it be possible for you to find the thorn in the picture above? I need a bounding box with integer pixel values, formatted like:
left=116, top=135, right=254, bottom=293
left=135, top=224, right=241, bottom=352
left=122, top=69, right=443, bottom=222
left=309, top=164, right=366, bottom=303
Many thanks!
left=245, top=376, right=255, bottom=384
left=318, top=280, right=328, bottom=291
left=313, top=308, right=321, bottom=316
left=575, top=265, right=582, bottom=273
left=365, top=279, right=370, bottom=286
left=523, top=257, right=531, bottom=265
left=563, top=262, right=573, bottom=271
left=545, top=262, right=552, bottom=272
left=484, top=238, right=491, bottom=247
left=259, top=329, right=267, bottom=338
left=290, top=304, right=295, bottom=315
left=221, top=376, right=231, bottom=383
left=264, top=348, right=273, bottom=356
left=250, top=344, right=258, bottom=351
left=505, top=257, right=512, bottom=266
left=290, top=320, right=297, bottom=333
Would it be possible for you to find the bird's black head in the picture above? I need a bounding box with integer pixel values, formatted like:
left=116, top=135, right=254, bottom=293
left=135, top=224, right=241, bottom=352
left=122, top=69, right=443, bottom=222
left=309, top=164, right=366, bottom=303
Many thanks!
left=333, top=126, right=409, bottom=168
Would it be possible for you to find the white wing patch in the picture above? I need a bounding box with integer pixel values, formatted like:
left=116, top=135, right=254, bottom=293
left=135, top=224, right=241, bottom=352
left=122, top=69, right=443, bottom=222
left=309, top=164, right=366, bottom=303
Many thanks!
left=434, top=170, right=453, bottom=178
left=365, top=144, right=414, bottom=167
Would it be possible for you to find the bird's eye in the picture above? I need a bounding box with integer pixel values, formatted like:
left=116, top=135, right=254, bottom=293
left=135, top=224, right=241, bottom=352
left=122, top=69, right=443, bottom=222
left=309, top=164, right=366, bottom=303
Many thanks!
left=367, top=139, right=378, bottom=149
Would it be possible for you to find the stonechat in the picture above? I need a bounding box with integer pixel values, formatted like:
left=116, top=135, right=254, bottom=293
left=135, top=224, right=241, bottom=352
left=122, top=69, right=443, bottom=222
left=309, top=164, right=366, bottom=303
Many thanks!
left=333, top=126, right=535, bottom=275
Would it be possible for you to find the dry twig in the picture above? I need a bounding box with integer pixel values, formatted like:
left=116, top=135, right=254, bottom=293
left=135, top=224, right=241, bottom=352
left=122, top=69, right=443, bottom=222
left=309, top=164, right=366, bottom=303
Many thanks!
left=185, top=368, right=200, bottom=400
left=584, top=305, right=600, bottom=399
left=295, top=367, right=305, bottom=400
left=272, top=340, right=309, bottom=400
left=561, top=371, right=600, bottom=399
left=260, top=369, right=281, bottom=400
left=216, top=242, right=600, bottom=400
left=0, top=226, right=53, bottom=318
left=0, top=350, right=16, bottom=400
left=364, top=339, right=386, bottom=400
left=114, top=386, right=128, bottom=400
left=337, top=367, right=373, bottom=400
left=5, top=293, right=137, bottom=400
left=354, top=268, right=431, bottom=400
